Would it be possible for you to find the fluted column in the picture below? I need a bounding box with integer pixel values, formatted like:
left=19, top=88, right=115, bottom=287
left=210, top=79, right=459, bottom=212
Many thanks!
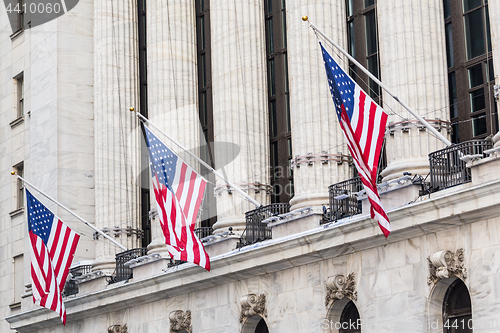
left=488, top=1, right=500, bottom=147
left=146, top=0, right=201, bottom=254
left=211, top=0, right=270, bottom=233
left=378, top=0, right=450, bottom=180
left=287, top=3, right=351, bottom=211
left=94, top=0, right=141, bottom=272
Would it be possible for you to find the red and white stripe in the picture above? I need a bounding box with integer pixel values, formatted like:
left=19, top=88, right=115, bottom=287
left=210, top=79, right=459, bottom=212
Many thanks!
left=29, top=218, right=80, bottom=325
left=340, top=85, right=391, bottom=237
left=152, top=159, right=210, bottom=271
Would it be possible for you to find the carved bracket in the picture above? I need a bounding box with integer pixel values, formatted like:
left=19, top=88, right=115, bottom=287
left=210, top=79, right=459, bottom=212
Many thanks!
left=428, top=249, right=467, bottom=285
left=169, top=310, right=192, bottom=333
left=239, top=294, right=267, bottom=323
left=108, top=324, right=127, bottom=333
left=325, top=273, right=357, bottom=307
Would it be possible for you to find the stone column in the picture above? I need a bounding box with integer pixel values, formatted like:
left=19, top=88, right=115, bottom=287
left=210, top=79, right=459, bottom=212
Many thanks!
left=210, top=0, right=270, bottom=233
left=378, top=0, right=450, bottom=180
left=488, top=1, right=500, bottom=147
left=287, top=3, right=352, bottom=211
left=93, top=0, right=141, bottom=272
left=145, top=0, right=201, bottom=255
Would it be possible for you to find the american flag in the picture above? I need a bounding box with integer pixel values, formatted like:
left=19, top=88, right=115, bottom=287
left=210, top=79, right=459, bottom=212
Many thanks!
left=144, top=126, right=211, bottom=270
left=320, top=43, right=391, bottom=237
left=26, top=189, right=80, bottom=325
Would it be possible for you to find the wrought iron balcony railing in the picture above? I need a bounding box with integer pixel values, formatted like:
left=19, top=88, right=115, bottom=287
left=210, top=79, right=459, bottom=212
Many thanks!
left=194, top=226, right=213, bottom=240
left=111, top=247, right=148, bottom=284
left=429, top=139, right=492, bottom=192
left=62, top=264, right=92, bottom=297
left=325, top=177, right=363, bottom=223
left=237, top=203, right=290, bottom=248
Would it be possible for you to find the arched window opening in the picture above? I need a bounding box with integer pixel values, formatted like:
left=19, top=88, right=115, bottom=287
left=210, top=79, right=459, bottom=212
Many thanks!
left=255, top=318, right=269, bottom=333
left=442, top=279, right=473, bottom=333
left=339, top=300, right=361, bottom=333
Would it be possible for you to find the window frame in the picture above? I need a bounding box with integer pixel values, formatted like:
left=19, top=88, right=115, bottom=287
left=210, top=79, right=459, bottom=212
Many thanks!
left=444, top=0, right=495, bottom=142
left=345, top=0, right=382, bottom=104
left=264, top=0, right=293, bottom=204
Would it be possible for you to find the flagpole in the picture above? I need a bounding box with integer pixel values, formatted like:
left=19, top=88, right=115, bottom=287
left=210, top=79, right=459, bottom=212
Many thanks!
left=304, top=17, right=453, bottom=147
left=131, top=109, right=262, bottom=208
left=12, top=172, right=128, bottom=251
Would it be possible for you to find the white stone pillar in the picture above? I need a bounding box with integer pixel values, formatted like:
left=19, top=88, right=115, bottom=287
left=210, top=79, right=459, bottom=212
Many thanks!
left=378, top=0, right=450, bottom=180
left=488, top=1, right=500, bottom=147
left=287, top=3, right=352, bottom=211
left=145, top=0, right=201, bottom=255
left=94, top=0, right=141, bottom=272
left=210, top=0, right=270, bottom=233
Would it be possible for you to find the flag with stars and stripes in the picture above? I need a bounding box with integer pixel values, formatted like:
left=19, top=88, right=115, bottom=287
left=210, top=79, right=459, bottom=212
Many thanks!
left=26, top=189, right=80, bottom=325
left=143, top=126, right=210, bottom=270
left=320, top=43, right=391, bottom=237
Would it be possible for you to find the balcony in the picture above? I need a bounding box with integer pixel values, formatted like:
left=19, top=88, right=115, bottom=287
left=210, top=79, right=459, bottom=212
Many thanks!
left=325, top=177, right=363, bottom=223
left=237, top=203, right=290, bottom=248
left=62, top=264, right=92, bottom=297
left=429, top=139, right=492, bottom=192
left=194, top=226, right=213, bottom=240
left=111, top=248, right=148, bottom=284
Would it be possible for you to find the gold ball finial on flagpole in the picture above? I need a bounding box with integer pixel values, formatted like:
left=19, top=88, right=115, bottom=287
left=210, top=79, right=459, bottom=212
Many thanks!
left=302, top=15, right=308, bottom=21
left=129, top=107, right=135, bottom=112
left=11, top=170, right=16, bottom=175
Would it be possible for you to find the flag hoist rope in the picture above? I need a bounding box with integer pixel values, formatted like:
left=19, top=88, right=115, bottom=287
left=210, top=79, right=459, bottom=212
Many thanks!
left=131, top=109, right=262, bottom=208
left=304, top=17, right=453, bottom=147
left=12, top=172, right=128, bottom=251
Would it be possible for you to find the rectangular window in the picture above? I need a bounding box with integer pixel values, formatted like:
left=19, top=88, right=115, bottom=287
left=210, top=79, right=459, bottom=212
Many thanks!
left=15, top=162, right=24, bottom=209
left=445, top=23, right=454, bottom=68
left=464, top=9, right=486, bottom=60
left=14, top=255, right=24, bottom=305
left=470, top=88, right=485, bottom=112
left=472, top=113, right=487, bottom=136
left=468, top=64, right=483, bottom=88
left=17, top=0, right=24, bottom=31
left=448, top=72, right=458, bottom=119
left=444, top=0, right=451, bottom=18
left=15, top=73, right=24, bottom=118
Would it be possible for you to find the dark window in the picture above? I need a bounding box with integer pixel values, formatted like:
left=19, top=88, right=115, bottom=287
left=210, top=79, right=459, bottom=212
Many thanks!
left=442, top=279, right=473, bottom=333
left=339, top=300, right=361, bottom=333
left=345, top=0, right=382, bottom=104
left=444, top=0, right=495, bottom=142
left=196, top=0, right=216, bottom=228
left=15, top=73, right=24, bottom=118
left=255, top=318, right=269, bottom=333
left=141, top=189, right=151, bottom=248
left=265, top=0, right=293, bottom=204
left=137, top=0, right=147, bottom=118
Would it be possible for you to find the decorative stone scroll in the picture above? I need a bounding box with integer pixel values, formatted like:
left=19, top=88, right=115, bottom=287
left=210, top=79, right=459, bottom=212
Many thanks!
left=108, top=324, right=127, bottom=333
left=428, top=249, right=467, bottom=285
left=239, top=294, right=267, bottom=323
left=169, top=310, right=192, bottom=333
left=325, top=273, right=357, bottom=307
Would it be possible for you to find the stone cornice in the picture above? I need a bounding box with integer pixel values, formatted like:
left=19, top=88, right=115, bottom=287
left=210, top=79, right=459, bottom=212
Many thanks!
left=6, top=179, right=500, bottom=332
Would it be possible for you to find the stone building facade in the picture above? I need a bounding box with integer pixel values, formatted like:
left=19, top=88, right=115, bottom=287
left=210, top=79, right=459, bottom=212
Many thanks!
left=1, top=0, right=500, bottom=332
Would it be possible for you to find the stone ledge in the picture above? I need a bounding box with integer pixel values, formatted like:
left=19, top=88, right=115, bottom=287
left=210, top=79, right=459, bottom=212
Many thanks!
left=6, top=178, right=500, bottom=332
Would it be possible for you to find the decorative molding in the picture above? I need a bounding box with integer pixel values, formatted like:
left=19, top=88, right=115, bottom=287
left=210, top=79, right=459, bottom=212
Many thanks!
left=93, top=227, right=144, bottom=240
left=124, top=253, right=162, bottom=268
left=215, top=182, right=271, bottom=196
left=325, top=273, right=357, bottom=306
left=239, top=294, right=267, bottom=323
left=108, top=324, right=127, bottom=333
left=169, top=310, right=192, bottom=333
left=427, top=249, right=467, bottom=285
